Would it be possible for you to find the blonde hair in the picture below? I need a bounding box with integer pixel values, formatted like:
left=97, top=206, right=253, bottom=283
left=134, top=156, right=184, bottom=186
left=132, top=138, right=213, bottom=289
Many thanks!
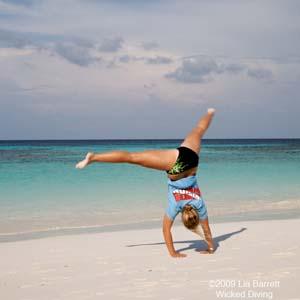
left=181, top=204, right=199, bottom=230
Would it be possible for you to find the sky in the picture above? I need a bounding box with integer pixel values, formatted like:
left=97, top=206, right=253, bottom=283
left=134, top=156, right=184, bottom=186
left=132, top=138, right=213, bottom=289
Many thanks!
left=0, top=0, right=299, bottom=139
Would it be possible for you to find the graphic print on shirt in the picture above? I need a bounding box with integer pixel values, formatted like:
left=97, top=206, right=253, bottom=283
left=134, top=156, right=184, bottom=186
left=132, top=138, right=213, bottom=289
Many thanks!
left=172, top=187, right=201, bottom=201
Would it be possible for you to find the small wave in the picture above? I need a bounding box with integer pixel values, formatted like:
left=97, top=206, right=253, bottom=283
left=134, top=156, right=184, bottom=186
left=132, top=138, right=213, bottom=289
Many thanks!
left=209, top=198, right=300, bottom=216
left=0, top=219, right=162, bottom=243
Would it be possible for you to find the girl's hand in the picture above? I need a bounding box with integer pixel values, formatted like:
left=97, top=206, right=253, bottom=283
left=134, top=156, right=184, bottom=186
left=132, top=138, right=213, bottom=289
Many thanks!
left=197, top=247, right=215, bottom=254
left=170, top=251, right=187, bottom=258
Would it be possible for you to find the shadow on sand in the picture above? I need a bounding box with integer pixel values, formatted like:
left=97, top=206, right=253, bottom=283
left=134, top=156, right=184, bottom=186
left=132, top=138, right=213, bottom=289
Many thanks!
left=126, top=227, right=247, bottom=253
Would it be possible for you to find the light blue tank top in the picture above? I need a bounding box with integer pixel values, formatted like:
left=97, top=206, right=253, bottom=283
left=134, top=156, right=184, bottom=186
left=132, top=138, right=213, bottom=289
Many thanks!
left=166, top=175, right=207, bottom=221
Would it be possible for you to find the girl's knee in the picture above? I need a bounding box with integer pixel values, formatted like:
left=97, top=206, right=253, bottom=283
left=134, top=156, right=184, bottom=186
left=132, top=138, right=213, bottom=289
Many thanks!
left=129, top=152, right=141, bottom=164
left=116, top=150, right=132, bottom=163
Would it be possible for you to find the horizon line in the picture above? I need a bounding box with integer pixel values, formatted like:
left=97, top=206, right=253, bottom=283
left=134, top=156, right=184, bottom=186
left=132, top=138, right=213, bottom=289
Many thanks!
left=1, top=137, right=300, bottom=142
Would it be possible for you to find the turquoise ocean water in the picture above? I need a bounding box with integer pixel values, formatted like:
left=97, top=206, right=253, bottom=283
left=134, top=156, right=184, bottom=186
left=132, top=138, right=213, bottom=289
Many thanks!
left=0, top=139, right=300, bottom=238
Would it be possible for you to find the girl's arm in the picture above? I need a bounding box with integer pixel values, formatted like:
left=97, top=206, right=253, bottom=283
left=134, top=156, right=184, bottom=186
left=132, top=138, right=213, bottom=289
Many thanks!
left=198, top=218, right=215, bottom=254
left=162, top=214, right=187, bottom=258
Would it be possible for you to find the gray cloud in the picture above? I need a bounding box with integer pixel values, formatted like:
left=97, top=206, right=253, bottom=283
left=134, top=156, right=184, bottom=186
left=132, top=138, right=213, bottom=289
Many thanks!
left=98, top=37, right=123, bottom=52
left=218, top=63, right=246, bottom=74
left=0, top=28, right=94, bottom=49
left=69, top=37, right=95, bottom=49
left=247, top=68, right=273, bottom=80
left=119, top=55, right=131, bottom=63
left=165, top=56, right=219, bottom=83
left=0, top=29, right=104, bottom=66
left=118, top=54, right=173, bottom=65
left=166, top=56, right=273, bottom=83
left=0, top=29, right=132, bottom=67
left=55, top=42, right=99, bottom=67
left=118, top=55, right=143, bottom=64
left=0, top=29, right=34, bottom=48
left=141, top=41, right=159, bottom=50
left=145, top=56, right=173, bottom=64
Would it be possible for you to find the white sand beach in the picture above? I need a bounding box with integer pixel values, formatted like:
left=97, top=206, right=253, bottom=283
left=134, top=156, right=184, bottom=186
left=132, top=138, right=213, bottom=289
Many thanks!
left=1, top=218, right=299, bottom=300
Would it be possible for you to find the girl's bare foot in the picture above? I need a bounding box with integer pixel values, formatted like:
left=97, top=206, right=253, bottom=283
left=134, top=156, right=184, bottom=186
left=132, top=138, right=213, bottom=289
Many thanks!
left=75, top=152, right=93, bottom=169
left=207, top=108, right=216, bottom=115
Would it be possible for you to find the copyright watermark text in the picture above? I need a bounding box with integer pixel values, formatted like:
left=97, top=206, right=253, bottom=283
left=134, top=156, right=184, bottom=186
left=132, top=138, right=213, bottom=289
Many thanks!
left=209, top=279, right=280, bottom=299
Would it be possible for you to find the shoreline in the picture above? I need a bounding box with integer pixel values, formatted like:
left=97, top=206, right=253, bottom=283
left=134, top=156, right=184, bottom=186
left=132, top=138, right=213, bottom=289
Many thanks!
left=1, top=214, right=299, bottom=244
left=1, top=198, right=299, bottom=239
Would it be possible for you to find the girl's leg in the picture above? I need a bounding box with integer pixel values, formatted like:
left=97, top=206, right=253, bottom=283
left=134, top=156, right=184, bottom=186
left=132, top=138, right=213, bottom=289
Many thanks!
left=180, top=108, right=215, bottom=154
left=76, top=108, right=215, bottom=170
left=75, top=149, right=179, bottom=171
